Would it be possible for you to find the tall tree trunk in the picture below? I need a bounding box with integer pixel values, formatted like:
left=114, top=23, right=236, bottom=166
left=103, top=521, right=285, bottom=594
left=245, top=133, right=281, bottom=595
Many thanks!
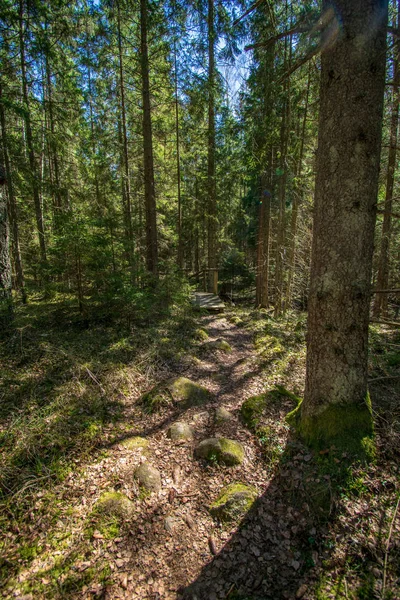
left=293, top=0, right=388, bottom=457
left=140, top=0, right=158, bottom=276
left=285, top=66, right=311, bottom=309
left=0, top=166, right=12, bottom=309
left=256, top=175, right=271, bottom=307
left=0, top=85, right=26, bottom=302
left=373, top=4, right=400, bottom=318
left=117, top=1, right=134, bottom=273
left=274, top=24, right=291, bottom=317
left=19, top=0, right=47, bottom=266
left=207, top=0, right=217, bottom=294
left=174, top=40, right=183, bottom=269
left=45, top=54, right=63, bottom=233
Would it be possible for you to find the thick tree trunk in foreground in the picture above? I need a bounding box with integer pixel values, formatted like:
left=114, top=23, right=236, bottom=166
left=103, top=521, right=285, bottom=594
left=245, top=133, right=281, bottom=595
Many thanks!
left=140, top=0, right=158, bottom=277
left=207, top=0, right=218, bottom=294
left=373, top=6, right=400, bottom=318
left=292, top=0, right=388, bottom=457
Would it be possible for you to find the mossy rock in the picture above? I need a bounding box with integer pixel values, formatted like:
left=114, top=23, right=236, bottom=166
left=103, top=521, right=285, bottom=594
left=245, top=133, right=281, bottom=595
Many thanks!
left=241, top=386, right=300, bottom=430
left=210, top=483, right=258, bottom=522
left=229, top=315, right=244, bottom=327
left=286, top=394, right=375, bottom=462
left=134, top=463, right=162, bottom=492
left=121, top=436, right=149, bottom=451
left=167, top=421, right=193, bottom=441
left=205, top=339, right=232, bottom=353
left=194, top=328, right=209, bottom=341
left=195, top=437, right=245, bottom=466
left=166, top=377, right=213, bottom=408
left=215, top=406, right=232, bottom=424
left=140, top=387, right=172, bottom=413
left=96, top=491, right=134, bottom=519
left=141, top=376, right=212, bottom=412
left=241, top=394, right=268, bottom=430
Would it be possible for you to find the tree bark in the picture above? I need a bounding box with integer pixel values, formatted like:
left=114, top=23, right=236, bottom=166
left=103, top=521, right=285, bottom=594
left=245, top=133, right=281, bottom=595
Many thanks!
left=174, top=39, right=183, bottom=270
left=0, top=84, right=26, bottom=302
left=0, top=166, right=12, bottom=307
left=373, top=3, right=400, bottom=318
left=140, top=0, right=158, bottom=276
left=116, top=1, right=134, bottom=273
left=256, top=175, right=271, bottom=307
left=19, top=0, right=47, bottom=266
left=294, top=0, right=388, bottom=456
left=285, top=65, right=311, bottom=310
left=207, top=0, right=218, bottom=294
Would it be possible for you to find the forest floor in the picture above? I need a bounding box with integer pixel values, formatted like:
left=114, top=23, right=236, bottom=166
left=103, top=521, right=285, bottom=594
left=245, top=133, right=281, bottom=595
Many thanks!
left=0, top=294, right=399, bottom=600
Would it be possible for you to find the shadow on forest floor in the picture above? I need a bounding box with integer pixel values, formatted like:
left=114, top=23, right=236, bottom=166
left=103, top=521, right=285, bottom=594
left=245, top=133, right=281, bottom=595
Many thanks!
left=0, top=296, right=399, bottom=599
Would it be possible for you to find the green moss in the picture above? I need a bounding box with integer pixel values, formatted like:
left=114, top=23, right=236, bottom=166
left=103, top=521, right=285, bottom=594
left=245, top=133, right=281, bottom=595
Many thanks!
left=219, top=438, right=245, bottom=465
left=229, top=315, right=244, bottom=327
left=121, top=436, right=149, bottom=451
left=140, top=388, right=172, bottom=413
left=286, top=394, right=375, bottom=462
left=241, top=387, right=299, bottom=431
left=95, top=491, right=134, bottom=519
left=210, top=483, right=258, bottom=522
left=206, top=339, right=232, bottom=352
left=194, top=328, right=209, bottom=341
left=195, top=437, right=245, bottom=466
left=387, top=352, right=400, bottom=367
left=168, top=376, right=213, bottom=407
left=241, top=394, right=267, bottom=430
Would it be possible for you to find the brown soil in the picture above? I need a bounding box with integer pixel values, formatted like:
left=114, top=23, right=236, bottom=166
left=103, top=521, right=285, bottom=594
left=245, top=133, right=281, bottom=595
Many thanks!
left=8, top=314, right=400, bottom=600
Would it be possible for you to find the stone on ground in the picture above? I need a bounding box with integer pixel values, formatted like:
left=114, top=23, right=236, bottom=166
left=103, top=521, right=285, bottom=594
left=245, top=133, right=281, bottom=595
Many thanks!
left=167, top=376, right=212, bottom=408
left=134, top=463, right=162, bottom=492
left=195, top=437, right=245, bottom=466
left=205, top=338, right=232, bottom=353
left=121, top=436, right=149, bottom=451
left=209, top=483, right=258, bottom=522
left=215, top=406, right=232, bottom=424
left=167, top=422, right=193, bottom=441
left=96, top=491, right=134, bottom=518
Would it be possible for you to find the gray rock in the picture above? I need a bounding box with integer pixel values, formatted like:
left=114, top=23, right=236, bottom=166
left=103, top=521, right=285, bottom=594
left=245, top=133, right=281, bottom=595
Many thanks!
left=195, top=437, right=245, bottom=466
left=135, top=463, right=162, bottom=492
left=210, top=483, right=258, bottom=522
left=167, top=422, right=194, bottom=441
left=96, top=491, right=134, bottom=518
left=215, top=407, right=232, bottom=424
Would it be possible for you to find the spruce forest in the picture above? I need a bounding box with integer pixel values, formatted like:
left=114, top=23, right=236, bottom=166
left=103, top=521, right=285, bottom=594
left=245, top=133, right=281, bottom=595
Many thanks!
left=0, top=0, right=399, bottom=598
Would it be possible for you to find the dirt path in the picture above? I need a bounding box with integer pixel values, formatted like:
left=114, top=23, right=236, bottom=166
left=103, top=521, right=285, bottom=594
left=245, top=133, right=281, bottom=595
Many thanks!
left=86, top=313, right=307, bottom=600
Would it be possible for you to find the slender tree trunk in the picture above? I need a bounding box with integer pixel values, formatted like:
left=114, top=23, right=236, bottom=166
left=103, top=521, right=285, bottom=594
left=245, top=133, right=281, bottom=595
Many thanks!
left=19, top=0, right=47, bottom=266
left=256, top=175, right=271, bottom=307
left=373, top=4, right=400, bottom=318
left=45, top=54, right=63, bottom=232
left=207, top=0, right=217, bottom=294
left=140, top=0, right=158, bottom=276
left=0, top=85, right=26, bottom=302
left=117, top=1, right=134, bottom=273
left=0, top=166, right=12, bottom=309
left=174, top=40, right=183, bottom=269
left=286, top=66, right=311, bottom=309
left=274, top=22, right=291, bottom=317
left=295, top=0, right=388, bottom=456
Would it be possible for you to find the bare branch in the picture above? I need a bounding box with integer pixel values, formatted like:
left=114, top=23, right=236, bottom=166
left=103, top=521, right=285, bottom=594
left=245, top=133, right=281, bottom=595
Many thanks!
left=233, top=0, right=266, bottom=27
